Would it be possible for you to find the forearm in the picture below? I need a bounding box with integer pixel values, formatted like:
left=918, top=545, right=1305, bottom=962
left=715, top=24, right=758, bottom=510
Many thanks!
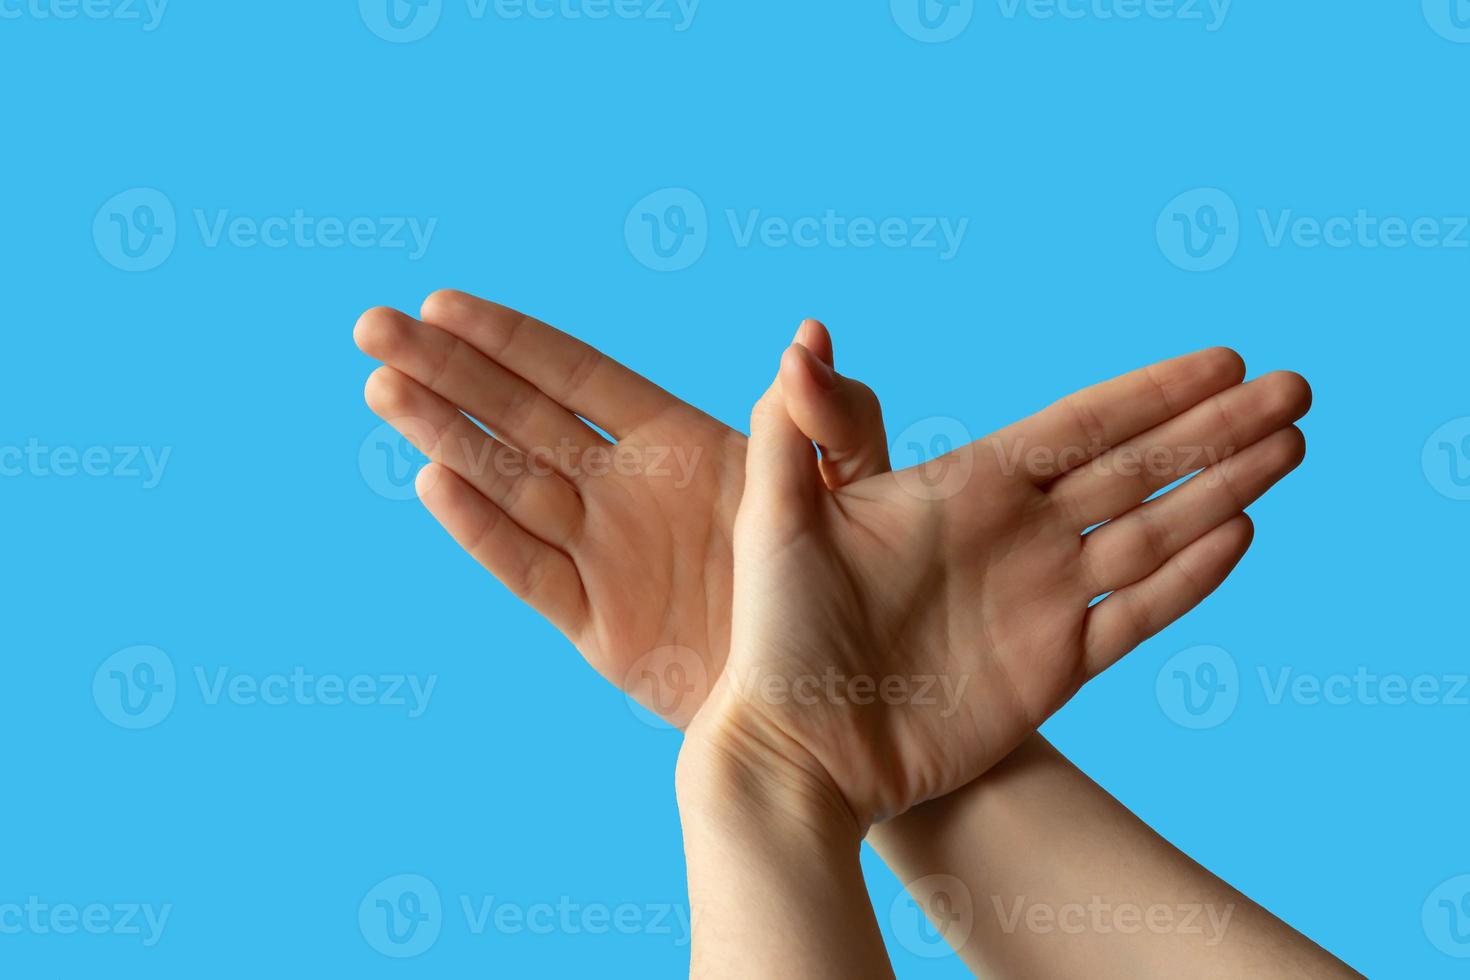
left=868, top=735, right=1359, bottom=978
left=676, top=718, right=894, bottom=980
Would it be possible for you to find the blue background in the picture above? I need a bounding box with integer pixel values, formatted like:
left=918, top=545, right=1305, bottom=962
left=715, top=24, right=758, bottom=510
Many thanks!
left=3, top=1, right=1466, bottom=975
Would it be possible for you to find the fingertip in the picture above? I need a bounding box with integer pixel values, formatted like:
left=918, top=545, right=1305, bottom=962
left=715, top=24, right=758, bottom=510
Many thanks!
left=1224, top=511, right=1255, bottom=550
left=420, top=288, right=469, bottom=325
left=415, top=462, right=445, bottom=501
left=784, top=342, right=838, bottom=391
left=1205, top=345, right=1247, bottom=385
left=793, top=319, right=834, bottom=366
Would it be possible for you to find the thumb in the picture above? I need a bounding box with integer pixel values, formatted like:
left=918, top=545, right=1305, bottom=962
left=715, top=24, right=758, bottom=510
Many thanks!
left=744, top=369, right=821, bottom=521
left=779, top=319, right=891, bottom=489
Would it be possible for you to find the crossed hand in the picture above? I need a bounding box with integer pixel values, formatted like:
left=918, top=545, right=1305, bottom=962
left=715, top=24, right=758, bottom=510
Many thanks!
left=355, top=291, right=1309, bottom=829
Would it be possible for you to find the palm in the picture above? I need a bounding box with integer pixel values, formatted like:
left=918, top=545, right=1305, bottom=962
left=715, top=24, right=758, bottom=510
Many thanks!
left=569, top=409, right=746, bottom=717
left=355, top=292, right=1308, bottom=791
left=354, top=292, right=749, bottom=724
left=719, top=355, right=1310, bottom=824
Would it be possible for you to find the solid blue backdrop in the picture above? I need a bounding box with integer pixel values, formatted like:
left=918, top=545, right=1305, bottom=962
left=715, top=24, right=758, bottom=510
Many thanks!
left=3, top=1, right=1466, bottom=975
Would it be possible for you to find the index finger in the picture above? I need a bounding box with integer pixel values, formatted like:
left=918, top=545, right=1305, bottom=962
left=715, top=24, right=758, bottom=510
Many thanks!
left=989, top=346, right=1246, bottom=484
left=420, top=289, right=678, bottom=439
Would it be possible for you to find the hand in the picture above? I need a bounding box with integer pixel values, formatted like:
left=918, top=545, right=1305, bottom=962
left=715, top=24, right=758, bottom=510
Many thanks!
left=355, top=292, right=1306, bottom=754
left=357, top=294, right=890, bottom=728
left=687, top=342, right=1310, bottom=829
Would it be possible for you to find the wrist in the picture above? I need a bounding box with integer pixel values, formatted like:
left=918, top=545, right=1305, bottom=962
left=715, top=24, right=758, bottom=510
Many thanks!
left=676, top=691, right=864, bottom=849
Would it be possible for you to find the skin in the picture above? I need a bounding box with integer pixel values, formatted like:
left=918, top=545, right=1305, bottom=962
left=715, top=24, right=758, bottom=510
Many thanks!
left=676, top=733, right=894, bottom=980
left=676, top=364, right=1352, bottom=978
left=354, top=291, right=1353, bottom=976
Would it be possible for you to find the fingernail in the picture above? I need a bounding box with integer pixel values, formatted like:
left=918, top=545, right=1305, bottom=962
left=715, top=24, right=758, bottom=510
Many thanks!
left=799, top=344, right=838, bottom=389
left=793, top=320, right=811, bottom=344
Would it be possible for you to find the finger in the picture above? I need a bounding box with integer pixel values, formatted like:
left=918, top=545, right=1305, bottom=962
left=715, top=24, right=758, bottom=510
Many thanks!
left=744, top=373, right=821, bottom=523
left=1081, top=426, right=1304, bottom=596
left=415, top=463, right=587, bottom=636
left=1082, top=514, right=1254, bottom=676
left=992, top=347, right=1246, bottom=484
left=355, top=307, right=607, bottom=483
left=779, top=322, right=890, bottom=489
left=1051, top=370, right=1312, bottom=530
left=793, top=315, right=834, bottom=366
left=365, top=366, right=584, bottom=551
left=420, top=290, right=677, bottom=439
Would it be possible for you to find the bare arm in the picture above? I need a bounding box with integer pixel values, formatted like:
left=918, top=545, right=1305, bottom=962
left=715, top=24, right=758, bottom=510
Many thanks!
left=870, top=734, right=1361, bottom=978
left=676, top=726, right=894, bottom=980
